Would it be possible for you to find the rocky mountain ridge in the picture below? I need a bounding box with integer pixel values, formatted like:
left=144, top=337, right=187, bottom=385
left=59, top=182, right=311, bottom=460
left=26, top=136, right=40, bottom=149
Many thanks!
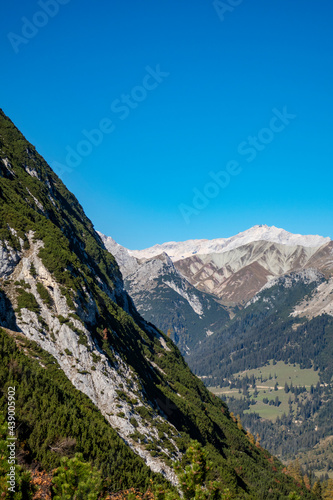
left=100, top=228, right=333, bottom=356
left=129, top=225, right=330, bottom=261
left=174, top=240, right=333, bottom=306
left=105, top=228, right=333, bottom=309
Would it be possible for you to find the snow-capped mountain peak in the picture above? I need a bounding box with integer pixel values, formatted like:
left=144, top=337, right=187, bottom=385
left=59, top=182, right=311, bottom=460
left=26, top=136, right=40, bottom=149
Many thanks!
left=128, top=225, right=330, bottom=262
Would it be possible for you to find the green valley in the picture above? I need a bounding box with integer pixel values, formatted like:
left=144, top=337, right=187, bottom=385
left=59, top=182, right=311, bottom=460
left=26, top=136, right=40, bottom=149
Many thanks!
left=209, top=360, right=320, bottom=422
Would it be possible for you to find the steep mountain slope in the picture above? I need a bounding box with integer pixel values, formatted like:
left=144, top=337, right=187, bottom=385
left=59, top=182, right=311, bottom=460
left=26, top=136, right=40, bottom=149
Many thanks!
left=0, top=108, right=309, bottom=497
left=98, top=234, right=140, bottom=279
left=100, top=233, right=230, bottom=353
left=0, top=327, right=171, bottom=492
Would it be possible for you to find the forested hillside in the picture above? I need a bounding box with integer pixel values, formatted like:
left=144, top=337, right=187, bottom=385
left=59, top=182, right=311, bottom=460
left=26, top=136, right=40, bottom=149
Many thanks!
left=187, top=273, right=333, bottom=478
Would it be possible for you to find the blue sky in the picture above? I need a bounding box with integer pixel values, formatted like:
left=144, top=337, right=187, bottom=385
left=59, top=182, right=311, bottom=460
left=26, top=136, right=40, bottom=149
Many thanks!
left=1, top=0, right=332, bottom=248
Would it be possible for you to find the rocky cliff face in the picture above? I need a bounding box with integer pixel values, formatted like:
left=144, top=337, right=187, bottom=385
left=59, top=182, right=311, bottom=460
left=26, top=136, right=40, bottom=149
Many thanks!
left=0, top=208, right=179, bottom=482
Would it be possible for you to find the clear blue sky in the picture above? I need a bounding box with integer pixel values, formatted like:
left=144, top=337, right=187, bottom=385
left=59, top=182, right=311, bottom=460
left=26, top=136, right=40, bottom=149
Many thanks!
left=1, top=0, right=332, bottom=248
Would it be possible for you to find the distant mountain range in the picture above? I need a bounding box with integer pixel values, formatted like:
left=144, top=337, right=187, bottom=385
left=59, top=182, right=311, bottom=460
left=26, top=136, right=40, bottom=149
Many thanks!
left=129, top=225, right=330, bottom=260
left=100, top=226, right=333, bottom=353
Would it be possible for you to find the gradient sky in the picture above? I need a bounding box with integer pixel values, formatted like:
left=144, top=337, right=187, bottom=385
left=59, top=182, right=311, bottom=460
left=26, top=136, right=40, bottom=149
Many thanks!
left=1, top=0, right=332, bottom=248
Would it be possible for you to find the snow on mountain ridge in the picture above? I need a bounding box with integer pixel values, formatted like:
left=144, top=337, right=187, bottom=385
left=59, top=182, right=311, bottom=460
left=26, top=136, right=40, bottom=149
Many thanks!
left=128, top=225, right=330, bottom=262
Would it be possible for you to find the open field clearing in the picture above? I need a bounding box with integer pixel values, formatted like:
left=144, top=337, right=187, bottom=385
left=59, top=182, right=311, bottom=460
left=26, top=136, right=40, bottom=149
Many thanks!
left=208, top=360, right=320, bottom=421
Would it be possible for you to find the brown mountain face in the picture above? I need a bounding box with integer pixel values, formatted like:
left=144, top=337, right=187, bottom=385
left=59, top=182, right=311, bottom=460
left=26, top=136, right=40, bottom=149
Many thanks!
left=306, top=241, right=333, bottom=277
left=214, top=261, right=272, bottom=305
left=174, top=240, right=328, bottom=305
left=287, top=242, right=333, bottom=319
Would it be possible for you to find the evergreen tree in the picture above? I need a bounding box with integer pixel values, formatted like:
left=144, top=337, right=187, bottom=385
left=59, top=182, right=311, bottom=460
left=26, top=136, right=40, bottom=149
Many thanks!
left=322, top=478, right=333, bottom=499
left=312, top=480, right=322, bottom=499
left=52, top=453, right=103, bottom=500
left=173, top=441, right=230, bottom=500
left=288, top=493, right=301, bottom=500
